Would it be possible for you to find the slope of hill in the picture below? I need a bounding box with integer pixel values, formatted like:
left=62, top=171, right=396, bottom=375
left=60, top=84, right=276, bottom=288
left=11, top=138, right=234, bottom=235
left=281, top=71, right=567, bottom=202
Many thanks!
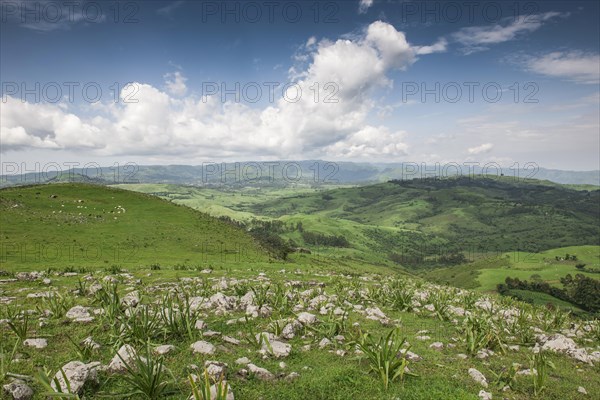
left=0, top=184, right=270, bottom=271
left=250, top=176, right=600, bottom=255
left=116, top=178, right=600, bottom=313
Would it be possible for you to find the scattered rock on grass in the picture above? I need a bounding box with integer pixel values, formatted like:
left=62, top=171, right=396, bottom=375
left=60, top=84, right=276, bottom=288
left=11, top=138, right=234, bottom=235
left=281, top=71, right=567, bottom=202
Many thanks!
left=468, top=368, right=488, bottom=388
left=23, top=338, right=47, bottom=349
left=247, top=364, right=274, bottom=381
left=3, top=381, right=33, bottom=400
left=51, top=361, right=100, bottom=394
left=191, top=341, right=216, bottom=355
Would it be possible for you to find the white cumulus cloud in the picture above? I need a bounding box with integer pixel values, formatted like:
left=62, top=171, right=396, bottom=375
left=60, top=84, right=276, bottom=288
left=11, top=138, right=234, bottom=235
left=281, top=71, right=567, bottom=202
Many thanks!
left=1, top=21, right=446, bottom=160
left=164, top=71, right=188, bottom=96
left=524, top=51, right=600, bottom=84
left=467, top=143, right=494, bottom=155
left=358, top=0, right=374, bottom=14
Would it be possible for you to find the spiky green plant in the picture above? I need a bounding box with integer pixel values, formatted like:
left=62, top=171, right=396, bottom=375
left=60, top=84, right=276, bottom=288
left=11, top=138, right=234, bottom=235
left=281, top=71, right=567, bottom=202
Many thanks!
left=352, top=328, right=415, bottom=390
left=189, top=370, right=230, bottom=400
left=491, top=363, right=520, bottom=390
left=531, top=350, right=555, bottom=396
left=67, top=337, right=97, bottom=363
left=94, top=282, right=123, bottom=321
left=116, top=343, right=176, bottom=399
left=250, top=284, right=271, bottom=309
left=122, top=306, right=162, bottom=346
left=7, top=313, right=29, bottom=341
left=40, top=292, right=74, bottom=319
left=427, top=290, right=451, bottom=321
left=1, top=339, right=20, bottom=381
left=309, top=309, right=347, bottom=338
left=159, top=291, right=197, bottom=341
left=463, top=314, right=505, bottom=355
left=37, top=366, right=81, bottom=399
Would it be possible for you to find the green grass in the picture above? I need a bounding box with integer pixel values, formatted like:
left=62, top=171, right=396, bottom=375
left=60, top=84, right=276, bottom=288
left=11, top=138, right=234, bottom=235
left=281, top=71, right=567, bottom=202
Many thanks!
left=504, top=289, right=586, bottom=312
left=1, top=182, right=599, bottom=399
left=0, top=183, right=270, bottom=272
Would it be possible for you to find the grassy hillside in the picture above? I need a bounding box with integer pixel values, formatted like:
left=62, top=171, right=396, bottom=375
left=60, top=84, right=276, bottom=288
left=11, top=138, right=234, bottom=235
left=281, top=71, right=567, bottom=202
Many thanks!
left=0, top=184, right=270, bottom=272
left=1, top=182, right=599, bottom=400
left=250, top=176, right=600, bottom=254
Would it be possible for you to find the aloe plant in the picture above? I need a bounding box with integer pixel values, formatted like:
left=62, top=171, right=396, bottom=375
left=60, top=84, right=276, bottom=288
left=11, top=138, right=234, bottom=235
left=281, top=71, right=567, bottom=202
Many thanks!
left=37, top=366, right=81, bottom=399
left=531, top=350, right=555, bottom=396
left=352, top=327, right=415, bottom=390
left=40, top=292, right=74, bottom=319
left=7, top=313, right=30, bottom=341
left=1, top=339, right=20, bottom=382
left=116, top=343, right=176, bottom=399
left=463, top=314, right=505, bottom=355
left=189, top=370, right=230, bottom=400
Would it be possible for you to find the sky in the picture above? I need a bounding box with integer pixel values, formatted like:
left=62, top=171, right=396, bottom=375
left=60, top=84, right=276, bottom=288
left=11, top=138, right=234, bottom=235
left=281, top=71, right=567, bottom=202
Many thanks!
left=1, top=0, right=599, bottom=171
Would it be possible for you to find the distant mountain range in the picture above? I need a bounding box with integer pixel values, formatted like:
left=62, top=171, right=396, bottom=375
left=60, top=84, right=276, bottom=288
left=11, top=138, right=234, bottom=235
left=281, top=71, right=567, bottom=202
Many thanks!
left=1, top=161, right=599, bottom=188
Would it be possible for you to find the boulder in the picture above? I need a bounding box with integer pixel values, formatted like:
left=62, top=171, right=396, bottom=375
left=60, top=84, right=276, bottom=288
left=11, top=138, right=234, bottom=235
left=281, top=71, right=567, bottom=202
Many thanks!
left=155, top=345, right=176, bottom=355
left=191, top=341, right=216, bottom=355
left=51, top=361, right=100, bottom=394
left=262, top=340, right=291, bottom=358
left=297, top=312, right=317, bottom=325
left=468, top=368, right=488, bottom=388
left=107, top=345, right=139, bottom=373
left=23, top=338, right=47, bottom=349
left=247, top=363, right=274, bottom=381
left=205, top=361, right=228, bottom=382
left=2, top=381, right=33, bottom=400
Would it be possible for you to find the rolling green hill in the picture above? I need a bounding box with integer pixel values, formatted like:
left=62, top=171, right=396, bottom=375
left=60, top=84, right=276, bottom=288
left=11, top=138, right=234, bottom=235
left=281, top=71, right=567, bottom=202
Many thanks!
left=0, top=184, right=270, bottom=271
left=250, top=176, right=600, bottom=256
left=116, top=177, right=600, bottom=313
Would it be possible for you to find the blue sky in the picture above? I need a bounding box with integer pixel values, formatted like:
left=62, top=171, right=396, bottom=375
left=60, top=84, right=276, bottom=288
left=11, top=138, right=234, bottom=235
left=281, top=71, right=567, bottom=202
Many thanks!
left=1, top=0, right=599, bottom=170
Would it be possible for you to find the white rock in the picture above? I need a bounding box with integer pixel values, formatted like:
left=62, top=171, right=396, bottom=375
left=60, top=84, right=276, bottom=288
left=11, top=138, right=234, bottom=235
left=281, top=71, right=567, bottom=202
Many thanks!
left=235, top=357, right=251, bottom=365
left=399, top=349, right=422, bottom=362
left=478, top=390, right=492, bottom=400
left=578, top=386, right=587, bottom=395
left=209, top=382, right=234, bottom=400
left=121, top=291, right=140, bottom=307
left=3, top=381, right=33, bottom=400
left=247, top=363, right=274, bottom=381
left=107, top=345, right=139, bottom=373
left=195, top=320, right=206, bottom=330
left=429, top=342, right=444, bottom=350
left=318, top=338, right=332, bottom=349
left=540, top=334, right=577, bottom=352
left=297, top=312, right=317, bottom=325
left=82, top=337, right=101, bottom=350
left=51, top=361, right=100, bottom=394
left=155, top=345, right=175, bottom=355
left=365, top=307, right=387, bottom=320
left=285, top=372, right=300, bottom=382
left=263, top=340, right=291, bottom=358
left=23, top=338, right=47, bottom=349
left=66, top=306, right=94, bottom=323
left=223, top=336, right=241, bottom=346
left=517, top=368, right=537, bottom=376
left=468, top=368, right=488, bottom=388
left=191, top=341, right=216, bottom=355
left=281, top=320, right=302, bottom=339
left=205, top=361, right=228, bottom=382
